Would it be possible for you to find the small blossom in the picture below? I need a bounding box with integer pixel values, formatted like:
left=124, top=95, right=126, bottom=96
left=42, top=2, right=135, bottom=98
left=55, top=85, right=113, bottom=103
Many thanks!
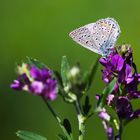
left=98, top=108, right=114, bottom=140
left=30, top=66, right=52, bottom=82
left=102, top=121, right=114, bottom=140
left=107, top=94, right=115, bottom=106
left=125, top=64, right=134, bottom=84
left=116, top=97, right=133, bottom=119
left=10, top=74, right=30, bottom=90
left=10, top=80, right=23, bottom=90
left=30, top=81, right=44, bottom=95
left=111, top=54, right=124, bottom=72
left=130, top=109, right=140, bottom=120
left=98, top=108, right=110, bottom=121
left=102, top=69, right=113, bottom=83
left=43, top=79, right=57, bottom=100
left=128, top=91, right=140, bottom=99
left=11, top=64, right=57, bottom=101
left=95, top=94, right=100, bottom=100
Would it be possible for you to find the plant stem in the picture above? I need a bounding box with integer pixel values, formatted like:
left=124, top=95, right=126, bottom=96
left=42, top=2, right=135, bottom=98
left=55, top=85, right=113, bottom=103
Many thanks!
left=42, top=97, right=74, bottom=140
left=42, top=97, right=61, bottom=124
left=74, top=100, right=86, bottom=140
left=115, top=120, right=123, bottom=140
left=118, top=120, right=123, bottom=140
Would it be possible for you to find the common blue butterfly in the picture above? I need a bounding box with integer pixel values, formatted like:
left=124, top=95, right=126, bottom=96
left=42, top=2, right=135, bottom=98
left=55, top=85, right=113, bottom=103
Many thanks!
left=69, top=18, right=121, bottom=57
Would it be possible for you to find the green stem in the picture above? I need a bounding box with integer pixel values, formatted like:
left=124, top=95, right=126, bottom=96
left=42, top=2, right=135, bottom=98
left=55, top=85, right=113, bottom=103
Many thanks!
left=74, top=100, right=86, bottom=140
left=118, top=120, right=123, bottom=140
left=42, top=97, right=61, bottom=124
left=115, top=120, right=123, bottom=140
left=43, top=97, right=74, bottom=140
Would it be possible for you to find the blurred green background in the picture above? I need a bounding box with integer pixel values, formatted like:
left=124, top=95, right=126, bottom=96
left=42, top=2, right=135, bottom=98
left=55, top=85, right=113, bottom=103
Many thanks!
left=0, top=0, right=140, bottom=139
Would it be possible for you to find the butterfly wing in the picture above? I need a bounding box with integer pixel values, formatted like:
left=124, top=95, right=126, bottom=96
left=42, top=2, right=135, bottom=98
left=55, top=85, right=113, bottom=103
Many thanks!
left=69, top=23, right=102, bottom=55
left=95, top=18, right=121, bottom=56
left=69, top=18, right=121, bottom=56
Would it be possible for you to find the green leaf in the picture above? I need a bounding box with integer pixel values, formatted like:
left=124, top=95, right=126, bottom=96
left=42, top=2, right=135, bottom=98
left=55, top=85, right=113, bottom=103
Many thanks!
left=57, top=134, right=68, bottom=140
left=54, top=71, right=63, bottom=88
left=58, top=122, right=74, bottom=140
left=44, top=101, right=73, bottom=140
left=82, top=96, right=91, bottom=115
left=97, top=78, right=117, bottom=109
left=16, top=130, right=47, bottom=140
left=59, top=126, right=73, bottom=140
left=27, top=57, right=46, bottom=69
left=84, top=56, right=99, bottom=91
left=63, top=119, right=72, bottom=135
left=61, top=56, right=70, bottom=87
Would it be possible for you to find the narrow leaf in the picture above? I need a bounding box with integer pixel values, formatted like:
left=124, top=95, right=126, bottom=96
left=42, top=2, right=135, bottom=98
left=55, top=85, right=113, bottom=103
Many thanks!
left=82, top=96, right=91, bottom=115
left=61, top=56, right=70, bottom=87
left=63, top=119, right=72, bottom=135
left=97, top=78, right=116, bottom=109
left=44, top=100, right=73, bottom=140
left=59, top=124, right=73, bottom=140
left=85, top=56, right=100, bottom=91
left=53, top=71, right=66, bottom=98
left=88, top=56, right=99, bottom=87
left=57, top=134, right=68, bottom=140
left=54, top=71, right=63, bottom=88
left=16, top=130, right=47, bottom=140
left=27, top=57, right=46, bottom=69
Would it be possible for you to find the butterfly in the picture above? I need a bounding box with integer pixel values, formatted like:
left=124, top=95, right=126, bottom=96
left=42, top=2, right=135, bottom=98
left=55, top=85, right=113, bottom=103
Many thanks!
left=69, top=17, right=121, bottom=57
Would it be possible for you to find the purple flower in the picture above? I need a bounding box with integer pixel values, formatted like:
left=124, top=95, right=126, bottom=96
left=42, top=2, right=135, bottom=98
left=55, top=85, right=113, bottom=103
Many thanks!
left=102, top=69, right=113, bottom=83
left=43, top=79, right=57, bottom=100
left=137, top=74, right=140, bottom=82
left=30, top=81, right=44, bottom=95
left=107, top=94, right=115, bottom=106
left=125, top=64, right=134, bottom=84
left=111, top=54, right=124, bottom=72
left=11, top=64, right=57, bottom=101
left=102, top=121, right=114, bottom=140
left=130, top=109, right=140, bottom=120
left=30, top=66, right=52, bottom=82
left=98, top=108, right=110, bottom=121
left=116, top=97, right=133, bottom=119
left=95, top=94, right=100, bottom=100
left=10, top=74, right=30, bottom=90
left=10, top=80, right=23, bottom=90
left=100, top=54, right=125, bottom=84
left=98, top=108, right=114, bottom=140
left=126, top=73, right=139, bottom=95
left=128, top=91, right=140, bottom=99
left=98, top=45, right=140, bottom=139
left=100, top=46, right=140, bottom=99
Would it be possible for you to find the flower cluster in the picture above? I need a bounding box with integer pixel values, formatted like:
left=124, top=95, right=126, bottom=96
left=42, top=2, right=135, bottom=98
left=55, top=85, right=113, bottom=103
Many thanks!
left=10, top=63, right=57, bottom=101
left=98, top=108, right=114, bottom=140
left=98, top=45, right=140, bottom=139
